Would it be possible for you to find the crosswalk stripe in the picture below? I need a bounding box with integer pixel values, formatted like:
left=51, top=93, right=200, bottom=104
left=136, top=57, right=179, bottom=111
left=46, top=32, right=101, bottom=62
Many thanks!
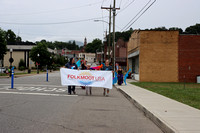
left=0, top=91, right=78, bottom=97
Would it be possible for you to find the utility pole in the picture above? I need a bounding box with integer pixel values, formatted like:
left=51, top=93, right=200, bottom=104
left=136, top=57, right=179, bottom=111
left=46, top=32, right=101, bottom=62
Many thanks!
left=112, top=0, right=119, bottom=72
left=101, top=5, right=119, bottom=63
left=101, top=6, right=112, bottom=62
left=108, top=5, right=111, bottom=61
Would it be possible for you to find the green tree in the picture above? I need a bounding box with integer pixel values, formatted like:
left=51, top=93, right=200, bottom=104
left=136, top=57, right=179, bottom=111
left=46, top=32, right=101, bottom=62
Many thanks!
left=85, top=39, right=102, bottom=53
left=107, top=28, right=133, bottom=45
left=54, top=55, right=66, bottom=66
left=30, top=42, right=51, bottom=67
left=185, top=24, right=200, bottom=34
left=5, top=29, right=17, bottom=43
left=0, top=28, right=7, bottom=62
left=18, top=59, right=26, bottom=71
left=169, top=27, right=183, bottom=34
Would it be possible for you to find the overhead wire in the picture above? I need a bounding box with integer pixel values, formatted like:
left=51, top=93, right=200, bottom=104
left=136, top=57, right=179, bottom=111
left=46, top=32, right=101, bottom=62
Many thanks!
left=120, top=0, right=154, bottom=31
left=0, top=1, right=103, bottom=16
left=124, top=0, right=156, bottom=31
left=117, top=0, right=136, bottom=15
left=0, top=16, right=109, bottom=25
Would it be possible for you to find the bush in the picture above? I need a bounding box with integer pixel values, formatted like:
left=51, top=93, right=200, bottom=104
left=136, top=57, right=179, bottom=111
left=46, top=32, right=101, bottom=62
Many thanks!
left=31, top=67, right=37, bottom=69
left=18, top=59, right=25, bottom=69
left=19, top=66, right=25, bottom=71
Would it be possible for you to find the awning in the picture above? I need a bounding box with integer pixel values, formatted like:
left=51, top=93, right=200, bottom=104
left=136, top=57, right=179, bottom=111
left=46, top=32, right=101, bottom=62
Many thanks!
left=128, top=50, right=139, bottom=58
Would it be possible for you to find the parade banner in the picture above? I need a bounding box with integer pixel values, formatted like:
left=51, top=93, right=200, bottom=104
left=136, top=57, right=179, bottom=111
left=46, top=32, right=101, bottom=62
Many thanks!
left=60, top=68, right=113, bottom=89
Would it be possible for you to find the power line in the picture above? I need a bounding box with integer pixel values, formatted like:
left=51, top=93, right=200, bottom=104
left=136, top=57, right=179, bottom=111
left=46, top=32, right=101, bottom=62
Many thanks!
left=124, top=0, right=156, bottom=31
left=0, top=1, right=103, bottom=16
left=121, top=0, right=154, bottom=31
left=0, top=16, right=109, bottom=26
left=117, top=0, right=136, bottom=15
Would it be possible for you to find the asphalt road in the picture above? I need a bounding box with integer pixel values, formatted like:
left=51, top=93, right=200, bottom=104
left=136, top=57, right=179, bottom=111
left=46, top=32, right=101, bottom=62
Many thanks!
left=0, top=71, right=162, bottom=133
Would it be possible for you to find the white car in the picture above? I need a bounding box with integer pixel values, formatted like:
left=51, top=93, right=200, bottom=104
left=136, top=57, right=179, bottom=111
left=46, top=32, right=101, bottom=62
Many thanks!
left=0, top=67, right=6, bottom=73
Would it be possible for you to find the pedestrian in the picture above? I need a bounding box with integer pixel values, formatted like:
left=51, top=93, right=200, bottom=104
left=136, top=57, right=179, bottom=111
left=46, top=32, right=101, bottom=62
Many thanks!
left=85, top=64, right=92, bottom=95
left=65, top=57, right=78, bottom=95
left=117, top=66, right=123, bottom=85
left=102, top=59, right=113, bottom=96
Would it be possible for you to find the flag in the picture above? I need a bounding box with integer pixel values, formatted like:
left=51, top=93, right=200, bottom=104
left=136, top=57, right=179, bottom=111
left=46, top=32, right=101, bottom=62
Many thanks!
left=76, top=60, right=81, bottom=68
left=124, top=69, right=131, bottom=85
left=113, top=72, right=118, bottom=85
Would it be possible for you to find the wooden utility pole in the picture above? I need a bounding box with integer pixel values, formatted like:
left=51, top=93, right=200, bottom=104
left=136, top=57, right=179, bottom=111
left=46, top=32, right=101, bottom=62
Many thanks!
left=112, top=0, right=119, bottom=72
left=108, top=5, right=111, bottom=60
left=101, top=5, right=119, bottom=64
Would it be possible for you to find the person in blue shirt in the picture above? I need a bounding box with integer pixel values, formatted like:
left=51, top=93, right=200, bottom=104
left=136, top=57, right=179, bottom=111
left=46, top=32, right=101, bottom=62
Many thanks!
left=65, top=57, right=78, bottom=95
left=102, top=59, right=113, bottom=96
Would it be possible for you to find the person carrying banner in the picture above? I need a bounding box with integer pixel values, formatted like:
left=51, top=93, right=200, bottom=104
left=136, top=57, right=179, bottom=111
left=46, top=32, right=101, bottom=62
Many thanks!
left=102, top=59, right=113, bottom=96
left=65, top=57, right=78, bottom=95
left=85, top=64, right=92, bottom=95
left=81, top=59, right=87, bottom=90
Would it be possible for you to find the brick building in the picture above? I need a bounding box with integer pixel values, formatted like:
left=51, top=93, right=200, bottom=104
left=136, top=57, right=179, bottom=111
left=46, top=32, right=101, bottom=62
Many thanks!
left=100, top=38, right=128, bottom=70
left=115, top=39, right=128, bottom=70
left=128, top=30, right=200, bottom=82
left=179, top=35, right=200, bottom=82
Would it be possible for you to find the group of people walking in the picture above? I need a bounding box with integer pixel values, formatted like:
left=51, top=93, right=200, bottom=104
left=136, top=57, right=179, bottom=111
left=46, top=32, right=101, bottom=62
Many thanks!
left=65, top=57, right=124, bottom=96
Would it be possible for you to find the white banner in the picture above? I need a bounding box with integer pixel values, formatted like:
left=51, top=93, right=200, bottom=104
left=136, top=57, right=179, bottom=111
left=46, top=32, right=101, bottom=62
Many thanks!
left=60, top=68, right=113, bottom=89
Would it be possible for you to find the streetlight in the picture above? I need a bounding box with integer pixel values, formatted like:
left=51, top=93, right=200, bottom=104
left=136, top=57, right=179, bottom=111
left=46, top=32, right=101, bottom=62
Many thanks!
left=37, top=53, right=40, bottom=74
left=94, top=19, right=112, bottom=62
left=9, top=48, right=13, bottom=77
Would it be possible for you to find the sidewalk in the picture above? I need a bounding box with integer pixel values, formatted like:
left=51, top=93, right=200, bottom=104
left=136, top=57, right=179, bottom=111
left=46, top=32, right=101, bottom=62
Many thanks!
left=115, top=80, right=200, bottom=133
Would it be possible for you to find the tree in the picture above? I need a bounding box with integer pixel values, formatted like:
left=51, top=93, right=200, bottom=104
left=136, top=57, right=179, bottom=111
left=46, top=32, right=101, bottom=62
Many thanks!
left=169, top=27, right=183, bottom=34
left=18, top=59, right=26, bottom=71
left=0, top=28, right=7, bottom=62
left=185, top=24, right=200, bottom=34
left=5, top=29, right=17, bottom=43
left=30, top=42, right=51, bottom=67
left=107, top=28, right=134, bottom=45
left=85, top=39, right=102, bottom=53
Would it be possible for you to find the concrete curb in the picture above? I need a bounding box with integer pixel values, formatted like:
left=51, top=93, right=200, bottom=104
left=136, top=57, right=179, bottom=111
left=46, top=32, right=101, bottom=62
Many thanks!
left=115, top=86, right=176, bottom=133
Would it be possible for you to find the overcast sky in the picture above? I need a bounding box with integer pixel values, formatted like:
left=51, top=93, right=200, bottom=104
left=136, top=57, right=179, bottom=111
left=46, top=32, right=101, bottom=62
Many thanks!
left=0, top=0, right=199, bottom=43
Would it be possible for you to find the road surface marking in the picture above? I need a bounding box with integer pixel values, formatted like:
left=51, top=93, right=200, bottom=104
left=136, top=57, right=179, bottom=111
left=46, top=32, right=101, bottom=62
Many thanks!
left=0, top=91, right=78, bottom=97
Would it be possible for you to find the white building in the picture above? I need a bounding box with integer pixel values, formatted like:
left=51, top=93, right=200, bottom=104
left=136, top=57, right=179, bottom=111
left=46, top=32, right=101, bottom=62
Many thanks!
left=79, top=53, right=95, bottom=64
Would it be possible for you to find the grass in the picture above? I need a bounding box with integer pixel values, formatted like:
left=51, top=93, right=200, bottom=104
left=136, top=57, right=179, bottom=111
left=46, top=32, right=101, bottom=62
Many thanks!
left=0, top=70, right=45, bottom=76
left=0, top=73, right=7, bottom=76
left=131, top=82, right=200, bottom=110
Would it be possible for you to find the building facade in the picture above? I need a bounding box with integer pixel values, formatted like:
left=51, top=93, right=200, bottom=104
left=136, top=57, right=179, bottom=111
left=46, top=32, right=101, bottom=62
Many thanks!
left=179, top=35, right=200, bottom=82
left=128, top=30, right=179, bottom=82
left=3, top=44, right=55, bottom=69
left=128, top=30, right=200, bottom=83
left=79, top=53, right=95, bottom=64
left=3, top=44, right=36, bottom=69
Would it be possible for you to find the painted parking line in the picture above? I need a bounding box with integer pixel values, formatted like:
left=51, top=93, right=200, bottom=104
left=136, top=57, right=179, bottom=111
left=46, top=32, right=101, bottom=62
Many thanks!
left=0, top=91, right=78, bottom=97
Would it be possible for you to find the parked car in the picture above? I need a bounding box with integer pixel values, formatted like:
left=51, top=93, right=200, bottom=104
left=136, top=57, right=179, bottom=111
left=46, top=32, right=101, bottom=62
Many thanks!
left=0, top=67, right=6, bottom=73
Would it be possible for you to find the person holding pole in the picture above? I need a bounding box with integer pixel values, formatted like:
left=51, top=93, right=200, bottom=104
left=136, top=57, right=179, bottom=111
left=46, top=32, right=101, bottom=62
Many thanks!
left=65, top=57, right=78, bottom=95
left=102, top=59, right=113, bottom=96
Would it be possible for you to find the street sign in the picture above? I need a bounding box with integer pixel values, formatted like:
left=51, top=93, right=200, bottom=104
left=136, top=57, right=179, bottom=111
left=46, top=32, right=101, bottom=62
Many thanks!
left=9, top=57, right=14, bottom=63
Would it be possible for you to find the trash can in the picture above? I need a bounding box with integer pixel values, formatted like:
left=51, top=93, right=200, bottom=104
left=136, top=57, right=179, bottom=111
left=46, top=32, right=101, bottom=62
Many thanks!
left=197, top=76, right=200, bottom=83
left=28, top=69, right=31, bottom=74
